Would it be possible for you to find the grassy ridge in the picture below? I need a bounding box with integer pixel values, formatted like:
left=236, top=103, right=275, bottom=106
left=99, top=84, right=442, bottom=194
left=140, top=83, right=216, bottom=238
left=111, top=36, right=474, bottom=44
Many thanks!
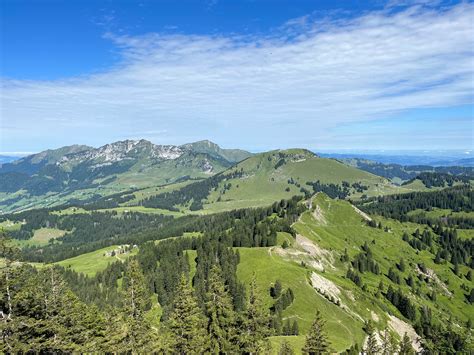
left=294, top=193, right=473, bottom=328
left=202, top=151, right=406, bottom=213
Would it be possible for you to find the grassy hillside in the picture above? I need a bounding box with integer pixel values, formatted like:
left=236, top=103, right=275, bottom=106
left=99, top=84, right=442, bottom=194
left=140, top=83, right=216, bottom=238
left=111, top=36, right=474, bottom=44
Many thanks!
left=1, top=148, right=417, bottom=216
left=291, top=193, right=472, bottom=349
left=236, top=246, right=366, bottom=352
left=201, top=150, right=406, bottom=213
left=13, top=227, right=66, bottom=247
left=55, top=244, right=138, bottom=276
left=217, top=192, right=471, bottom=352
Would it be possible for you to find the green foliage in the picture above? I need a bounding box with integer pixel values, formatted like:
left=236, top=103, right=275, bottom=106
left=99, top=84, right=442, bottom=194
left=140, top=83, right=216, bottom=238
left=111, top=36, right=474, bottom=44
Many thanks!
left=380, top=329, right=398, bottom=355
left=239, top=275, right=272, bottom=353
left=363, top=321, right=380, bottom=355
left=302, top=310, right=330, bottom=354
left=278, top=340, right=295, bottom=355
left=402, top=172, right=471, bottom=188
left=399, top=333, right=415, bottom=355
left=1, top=264, right=108, bottom=352
left=205, top=265, right=238, bottom=353
left=166, top=275, right=210, bottom=353
left=271, top=279, right=282, bottom=298
left=357, top=185, right=474, bottom=228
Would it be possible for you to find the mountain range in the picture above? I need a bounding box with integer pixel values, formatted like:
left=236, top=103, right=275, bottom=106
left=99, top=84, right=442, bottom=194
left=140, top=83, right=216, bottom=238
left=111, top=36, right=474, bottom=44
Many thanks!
left=0, top=139, right=253, bottom=212
left=0, top=139, right=405, bottom=214
left=1, top=139, right=472, bottom=214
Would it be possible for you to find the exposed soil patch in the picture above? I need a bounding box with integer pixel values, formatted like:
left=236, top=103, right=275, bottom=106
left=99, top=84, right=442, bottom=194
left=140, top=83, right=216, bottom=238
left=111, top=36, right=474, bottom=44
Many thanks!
left=295, top=234, right=334, bottom=268
left=371, top=311, right=379, bottom=322
left=388, top=315, right=422, bottom=352
left=416, top=266, right=452, bottom=297
left=310, top=272, right=341, bottom=303
left=312, top=205, right=327, bottom=225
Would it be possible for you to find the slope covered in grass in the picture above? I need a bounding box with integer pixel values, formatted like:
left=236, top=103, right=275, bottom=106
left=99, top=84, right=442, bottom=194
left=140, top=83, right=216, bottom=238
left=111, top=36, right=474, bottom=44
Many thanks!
left=202, top=150, right=406, bottom=212
left=292, top=193, right=473, bottom=349
left=55, top=245, right=138, bottom=276
left=236, top=247, right=366, bottom=352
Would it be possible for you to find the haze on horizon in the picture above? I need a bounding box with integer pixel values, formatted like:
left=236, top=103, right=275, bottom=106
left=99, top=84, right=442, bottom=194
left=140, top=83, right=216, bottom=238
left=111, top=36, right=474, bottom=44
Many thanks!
left=1, top=0, right=473, bottom=153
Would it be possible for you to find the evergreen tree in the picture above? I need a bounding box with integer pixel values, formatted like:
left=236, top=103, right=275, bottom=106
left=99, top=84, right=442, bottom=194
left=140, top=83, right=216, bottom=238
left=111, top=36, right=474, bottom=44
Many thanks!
left=106, top=259, right=158, bottom=352
left=239, top=275, right=271, bottom=353
left=468, top=288, right=474, bottom=304
left=278, top=340, right=295, bottom=355
left=283, top=319, right=291, bottom=335
left=206, top=265, right=237, bottom=354
left=0, top=233, right=20, bottom=351
left=302, top=310, right=330, bottom=354
left=292, top=319, right=299, bottom=335
left=364, top=321, right=380, bottom=355
left=271, top=279, right=283, bottom=298
left=1, top=264, right=107, bottom=353
left=399, top=332, right=415, bottom=355
left=167, top=275, right=209, bottom=354
left=123, top=259, right=149, bottom=321
left=380, top=329, right=397, bottom=355
left=398, top=258, right=406, bottom=272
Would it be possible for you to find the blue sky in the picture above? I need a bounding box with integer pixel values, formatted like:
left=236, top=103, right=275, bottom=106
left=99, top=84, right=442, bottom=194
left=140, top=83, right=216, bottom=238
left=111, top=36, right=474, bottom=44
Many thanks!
left=1, top=0, right=473, bottom=154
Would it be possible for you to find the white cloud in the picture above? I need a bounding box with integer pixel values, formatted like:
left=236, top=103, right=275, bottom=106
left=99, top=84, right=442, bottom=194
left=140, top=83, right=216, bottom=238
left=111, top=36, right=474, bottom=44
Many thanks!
left=1, top=3, right=473, bottom=151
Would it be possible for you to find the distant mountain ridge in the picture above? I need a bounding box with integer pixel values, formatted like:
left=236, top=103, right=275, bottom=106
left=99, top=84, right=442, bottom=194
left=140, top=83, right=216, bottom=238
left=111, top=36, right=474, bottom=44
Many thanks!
left=319, top=152, right=474, bottom=167
left=0, top=155, right=20, bottom=165
left=334, top=157, right=474, bottom=184
left=1, top=145, right=92, bottom=175
left=181, top=140, right=252, bottom=163
left=0, top=139, right=252, bottom=212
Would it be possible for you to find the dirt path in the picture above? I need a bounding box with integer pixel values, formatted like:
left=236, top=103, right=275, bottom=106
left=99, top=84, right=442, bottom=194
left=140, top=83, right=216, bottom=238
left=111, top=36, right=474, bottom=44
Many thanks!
left=351, top=205, right=372, bottom=222
left=312, top=204, right=327, bottom=225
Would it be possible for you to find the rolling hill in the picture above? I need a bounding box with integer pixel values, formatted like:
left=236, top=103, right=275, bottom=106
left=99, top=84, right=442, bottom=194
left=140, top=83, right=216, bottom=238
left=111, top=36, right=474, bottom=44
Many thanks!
left=134, top=149, right=408, bottom=214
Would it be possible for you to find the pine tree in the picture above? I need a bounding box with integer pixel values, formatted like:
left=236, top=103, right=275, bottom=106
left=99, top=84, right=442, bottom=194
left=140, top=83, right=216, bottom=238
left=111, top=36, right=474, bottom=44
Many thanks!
left=106, top=259, right=157, bottom=352
left=380, top=329, right=397, bottom=355
left=271, top=279, right=283, bottom=298
left=282, top=318, right=290, bottom=335
left=302, top=310, right=329, bottom=354
left=3, top=265, right=107, bottom=352
left=292, top=319, right=299, bottom=335
left=167, top=274, right=209, bottom=354
left=206, top=265, right=237, bottom=354
left=123, top=259, right=149, bottom=321
left=399, top=258, right=406, bottom=272
left=364, top=321, right=380, bottom=355
left=239, top=274, right=271, bottom=353
left=279, top=340, right=295, bottom=355
left=399, top=332, right=415, bottom=355
left=0, top=233, right=20, bottom=351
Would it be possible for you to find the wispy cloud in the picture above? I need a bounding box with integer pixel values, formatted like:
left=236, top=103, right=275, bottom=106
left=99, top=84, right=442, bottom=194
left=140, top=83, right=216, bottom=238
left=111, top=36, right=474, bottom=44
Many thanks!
left=1, top=3, right=473, bottom=151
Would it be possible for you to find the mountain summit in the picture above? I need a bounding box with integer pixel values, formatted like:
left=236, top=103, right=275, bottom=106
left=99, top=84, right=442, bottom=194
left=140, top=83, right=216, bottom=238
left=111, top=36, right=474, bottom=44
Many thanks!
left=181, top=140, right=252, bottom=163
